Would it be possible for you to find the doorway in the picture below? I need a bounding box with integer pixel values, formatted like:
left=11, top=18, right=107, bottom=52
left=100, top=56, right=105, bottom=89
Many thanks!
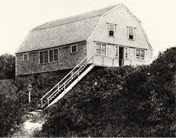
left=119, top=47, right=124, bottom=66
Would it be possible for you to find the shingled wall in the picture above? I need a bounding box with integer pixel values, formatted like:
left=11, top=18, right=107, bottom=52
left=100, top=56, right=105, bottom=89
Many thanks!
left=16, top=42, right=86, bottom=76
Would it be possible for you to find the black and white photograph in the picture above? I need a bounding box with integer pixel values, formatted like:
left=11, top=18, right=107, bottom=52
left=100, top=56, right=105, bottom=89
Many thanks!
left=0, top=0, right=175, bottom=137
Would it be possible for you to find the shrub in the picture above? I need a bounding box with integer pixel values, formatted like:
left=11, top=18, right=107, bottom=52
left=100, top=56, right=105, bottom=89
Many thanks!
left=34, top=47, right=175, bottom=137
left=0, top=54, right=15, bottom=79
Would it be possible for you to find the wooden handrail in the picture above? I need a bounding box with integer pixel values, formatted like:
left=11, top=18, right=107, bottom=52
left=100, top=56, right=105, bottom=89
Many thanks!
left=47, top=60, right=88, bottom=101
left=40, top=57, right=87, bottom=102
left=40, top=57, right=93, bottom=108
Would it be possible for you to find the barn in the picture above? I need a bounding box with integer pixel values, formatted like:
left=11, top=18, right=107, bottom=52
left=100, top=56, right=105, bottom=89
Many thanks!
left=16, top=3, right=153, bottom=76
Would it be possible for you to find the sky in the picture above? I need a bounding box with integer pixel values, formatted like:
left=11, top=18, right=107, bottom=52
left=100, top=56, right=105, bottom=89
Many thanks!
left=0, top=0, right=176, bottom=58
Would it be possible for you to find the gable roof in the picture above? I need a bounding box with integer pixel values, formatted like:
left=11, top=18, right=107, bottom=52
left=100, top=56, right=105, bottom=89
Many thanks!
left=16, top=5, right=118, bottom=53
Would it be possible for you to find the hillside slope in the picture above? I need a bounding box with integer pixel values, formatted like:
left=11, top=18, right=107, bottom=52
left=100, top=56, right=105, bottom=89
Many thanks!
left=34, top=47, right=176, bottom=137
left=0, top=47, right=175, bottom=137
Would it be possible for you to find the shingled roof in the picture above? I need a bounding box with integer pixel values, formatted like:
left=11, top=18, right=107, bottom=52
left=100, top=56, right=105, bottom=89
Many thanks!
left=17, top=5, right=118, bottom=53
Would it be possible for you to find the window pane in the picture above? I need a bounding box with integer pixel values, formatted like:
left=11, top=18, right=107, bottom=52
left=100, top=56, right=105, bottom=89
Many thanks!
left=109, top=24, right=114, bottom=31
left=49, top=50, right=54, bottom=62
left=136, top=49, right=145, bottom=60
left=141, top=50, right=144, bottom=55
left=125, top=48, right=128, bottom=59
left=136, top=49, right=140, bottom=55
left=129, top=28, right=133, bottom=35
left=129, top=28, right=134, bottom=40
left=102, top=44, right=106, bottom=55
left=116, top=46, right=118, bottom=56
left=129, top=35, right=133, bottom=39
left=23, top=54, right=28, bottom=61
left=109, top=31, right=114, bottom=36
left=136, top=49, right=140, bottom=59
left=141, top=50, right=145, bottom=60
left=54, top=49, right=58, bottom=61
left=44, top=51, right=48, bottom=63
left=71, top=45, right=77, bottom=53
left=136, top=56, right=140, bottom=59
left=40, top=52, right=44, bottom=64
left=96, top=43, right=101, bottom=54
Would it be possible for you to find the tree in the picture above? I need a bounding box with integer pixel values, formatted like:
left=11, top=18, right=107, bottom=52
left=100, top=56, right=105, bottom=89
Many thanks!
left=0, top=54, right=15, bottom=79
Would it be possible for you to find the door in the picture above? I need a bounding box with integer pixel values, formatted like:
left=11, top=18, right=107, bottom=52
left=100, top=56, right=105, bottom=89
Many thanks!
left=119, top=47, right=124, bottom=66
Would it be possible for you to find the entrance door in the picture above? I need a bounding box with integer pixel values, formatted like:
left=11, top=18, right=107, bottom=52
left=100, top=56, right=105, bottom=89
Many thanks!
left=119, top=47, right=124, bottom=66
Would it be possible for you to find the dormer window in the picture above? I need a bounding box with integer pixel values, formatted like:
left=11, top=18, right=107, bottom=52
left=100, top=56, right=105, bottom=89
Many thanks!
left=108, top=23, right=116, bottom=37
left=128, top=27, right=135, bottom=40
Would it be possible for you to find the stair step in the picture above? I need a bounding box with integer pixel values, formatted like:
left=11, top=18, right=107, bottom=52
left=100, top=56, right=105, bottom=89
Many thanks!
left=40, top=57, right=94, bottom=109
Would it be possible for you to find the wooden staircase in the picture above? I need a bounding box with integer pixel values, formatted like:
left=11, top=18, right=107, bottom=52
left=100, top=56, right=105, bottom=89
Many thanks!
left=40, top=57, right=95, bottom=109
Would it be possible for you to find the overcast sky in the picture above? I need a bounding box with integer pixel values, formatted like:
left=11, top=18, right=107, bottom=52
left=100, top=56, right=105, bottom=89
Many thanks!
left=0, top=0, right=176, bottom=57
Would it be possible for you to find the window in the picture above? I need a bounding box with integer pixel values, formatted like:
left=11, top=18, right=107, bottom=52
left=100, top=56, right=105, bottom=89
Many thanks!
left=40, top=52, right=44, bottom=64
left=140, top=50, right=145, bottom=60
left=71, top=45, right=78, bottom=53
left=108, top=23, right=116, bottom=37
left=101, top=44, right=106, bottom=55
left=40, top=51, right=48, bottom=64
left=96, top=43, right=101, bottom=54
left=44, top=51, right=48, bottom=63
left=115, top=46, right=119, bottom=57
left=96, top=43, right=106, bottom=55
left=136, top=49, right=145, bottom=60
left=128, top=27, right=134, bottom=40
left=54, top=49, right=58, bottom=61
left=23, top=53, right=29, bottom=61
left=49, top=50, right=54, bottom=62
left=39, top=48, right=59, bottom=64
left=125, top=47, right=128, bottom=59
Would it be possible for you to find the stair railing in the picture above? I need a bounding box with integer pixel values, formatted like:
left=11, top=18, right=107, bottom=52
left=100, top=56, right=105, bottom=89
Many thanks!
left=40, top=56, right=94, bottom=108
left=46, top=59, right=89, bottom=103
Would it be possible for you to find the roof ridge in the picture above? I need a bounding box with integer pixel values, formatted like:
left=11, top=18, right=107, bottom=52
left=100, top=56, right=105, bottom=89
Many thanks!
left=34, top=15, right=102, bottom=31
left=34, top=4, right=118, bottom=31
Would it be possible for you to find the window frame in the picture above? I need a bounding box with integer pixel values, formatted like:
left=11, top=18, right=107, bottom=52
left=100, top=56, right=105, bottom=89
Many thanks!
left=115, top=45, right=119, bottom=57
left=127, top=27, right=135, bottom=40
left=49, top=49, right=54, bottom=62
left=53, top=49, right=59, bottom=62
left=44, top=50, right=48, bottom=63
left=39, top=48, right=59, bottom=64
left=108, top=23, right=116, bottom=37
left=39, top=51, right=44, bottom=64
left=135, top=48, right=145, bottom=61
left=71, top=44, right=78, bottom=53
left=125, top=47, right=129, bottom=59
left=95, top=42, right=107, bottom=56
left=23, top=53, right=29, bottom=61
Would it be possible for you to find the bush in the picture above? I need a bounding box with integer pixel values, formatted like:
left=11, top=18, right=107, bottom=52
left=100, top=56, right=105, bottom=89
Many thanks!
left=0, top=69, right=70, bottom=137
left=0, top=54, right=15, bottom=79
left=34, top=47, right=175, bottom=137
left=0, top=47, right=175, bottom=137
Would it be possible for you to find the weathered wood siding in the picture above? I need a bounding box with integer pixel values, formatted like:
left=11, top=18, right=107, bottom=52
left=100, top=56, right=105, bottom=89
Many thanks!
left=87, top=6, right=153, bottom=66
left=16, top=42, right=86, bottom=76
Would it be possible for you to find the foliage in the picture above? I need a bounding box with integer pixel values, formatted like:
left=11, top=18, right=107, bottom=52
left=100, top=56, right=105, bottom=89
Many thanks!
left=0, top=47, right=175, bottom=137
left=34, top=47, right=176, bottom=137
left=0, top=80, right=28, bottom=136
left=0, top=69, right=71, bottom=137
left=0, top=54, right=15, bottom=79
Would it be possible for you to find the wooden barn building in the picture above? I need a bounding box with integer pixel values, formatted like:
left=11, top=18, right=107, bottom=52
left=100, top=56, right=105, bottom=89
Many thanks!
left=16, top=4, right=153, bottom=76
